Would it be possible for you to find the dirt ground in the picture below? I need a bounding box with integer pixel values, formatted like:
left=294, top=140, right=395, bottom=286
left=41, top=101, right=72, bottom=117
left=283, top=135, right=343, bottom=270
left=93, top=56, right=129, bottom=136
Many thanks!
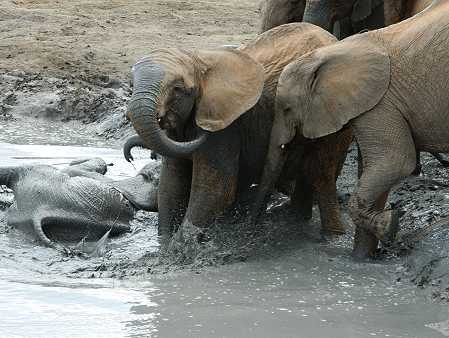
left=0, top=0, right=260, bottom=81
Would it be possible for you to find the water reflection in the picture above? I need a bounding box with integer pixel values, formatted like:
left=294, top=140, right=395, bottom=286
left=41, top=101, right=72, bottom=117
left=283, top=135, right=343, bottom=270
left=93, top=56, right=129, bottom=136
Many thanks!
left=0, top=278, right=159, bottom=338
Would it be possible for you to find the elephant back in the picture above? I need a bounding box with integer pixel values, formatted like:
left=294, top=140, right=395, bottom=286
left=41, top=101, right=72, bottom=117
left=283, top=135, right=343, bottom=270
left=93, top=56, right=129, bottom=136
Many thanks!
left=239, top=23, right=337, bottom=95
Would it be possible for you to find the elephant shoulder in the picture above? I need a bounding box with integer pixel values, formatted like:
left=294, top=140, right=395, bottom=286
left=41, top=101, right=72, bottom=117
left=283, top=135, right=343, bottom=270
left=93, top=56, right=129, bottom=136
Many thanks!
left=240, top=23, right=338, bottom=96
left=240, top=23, right=336, bottom=71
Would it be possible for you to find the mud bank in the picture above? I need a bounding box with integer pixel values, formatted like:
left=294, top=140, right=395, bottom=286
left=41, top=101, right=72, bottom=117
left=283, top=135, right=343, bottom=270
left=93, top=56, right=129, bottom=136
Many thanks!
left=1, top=71, right=134, bottom=143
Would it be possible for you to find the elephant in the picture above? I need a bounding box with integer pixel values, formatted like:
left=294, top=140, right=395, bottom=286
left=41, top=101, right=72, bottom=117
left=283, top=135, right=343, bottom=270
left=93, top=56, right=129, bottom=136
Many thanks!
left=259, top=0, right=306, bottom=32
left=383, top=0, right=433, bottom=25
left=251, top=123, right=352, bottom=234
left=260, top=0, right=385, bottom=37
left=264, top=0, right=449, bottom=258
left=126, top=23, right=346, bottom=241
left=0, top=158, right=158, bottom=249
left=262, top=0, right=447, bottom=173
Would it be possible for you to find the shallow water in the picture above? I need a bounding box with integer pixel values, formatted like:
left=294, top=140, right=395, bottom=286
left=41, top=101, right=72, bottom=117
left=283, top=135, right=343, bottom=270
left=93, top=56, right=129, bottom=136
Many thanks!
left=0, top=130, right=448, bottom=337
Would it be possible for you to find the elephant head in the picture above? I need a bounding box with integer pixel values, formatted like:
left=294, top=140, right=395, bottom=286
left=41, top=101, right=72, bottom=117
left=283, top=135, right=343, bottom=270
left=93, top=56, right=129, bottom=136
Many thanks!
left=259, top=0, right=306, bottom=32
left=303, top=0, right=377, bottom=32
left=252, top=35, right=390, bottom=221
left=127, top=48, right=265, bottom=159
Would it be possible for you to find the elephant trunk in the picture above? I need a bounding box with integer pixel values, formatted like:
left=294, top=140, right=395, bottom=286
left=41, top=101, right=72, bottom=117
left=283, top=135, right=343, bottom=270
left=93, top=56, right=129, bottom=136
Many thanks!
left=123, top=135, right=145, bottom=162
left=128, top=60, right=208, bottom=159
left=251, top=146, right=287, bottom=224
left=302, top=0, right=333, bottom=31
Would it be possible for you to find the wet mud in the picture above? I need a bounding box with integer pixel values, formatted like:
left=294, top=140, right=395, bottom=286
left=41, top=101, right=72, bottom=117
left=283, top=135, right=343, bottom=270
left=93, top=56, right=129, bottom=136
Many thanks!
left=2, top=0, right=449, bottom=336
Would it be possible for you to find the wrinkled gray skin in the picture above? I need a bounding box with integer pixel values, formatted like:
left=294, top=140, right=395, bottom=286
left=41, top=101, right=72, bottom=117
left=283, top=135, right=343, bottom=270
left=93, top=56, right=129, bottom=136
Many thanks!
left=264, top=0, right=448, bottom=172
left=0, top=158, right=158, bottom=249
left=278, top=0, right=449, bottom=258
left=259, top=0, right=306, bottom=32
left=302, top=0, right=385, bottom=38
left=126, top=24, right=337, bottom=244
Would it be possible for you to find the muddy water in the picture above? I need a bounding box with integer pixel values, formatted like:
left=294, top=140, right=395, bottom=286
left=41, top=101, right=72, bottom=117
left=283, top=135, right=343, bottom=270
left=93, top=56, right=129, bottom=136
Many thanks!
left=0, top=123, right=449, bottom=338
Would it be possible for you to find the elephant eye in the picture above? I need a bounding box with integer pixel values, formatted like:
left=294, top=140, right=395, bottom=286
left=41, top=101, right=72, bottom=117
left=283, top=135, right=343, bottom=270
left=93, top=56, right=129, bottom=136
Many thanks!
left=173, top=85, right=185, bottom=95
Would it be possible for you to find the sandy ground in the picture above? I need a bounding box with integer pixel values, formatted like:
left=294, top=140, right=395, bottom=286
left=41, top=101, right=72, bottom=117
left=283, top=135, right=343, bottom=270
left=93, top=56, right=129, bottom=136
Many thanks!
left=0, top=0, right=260, bottom=81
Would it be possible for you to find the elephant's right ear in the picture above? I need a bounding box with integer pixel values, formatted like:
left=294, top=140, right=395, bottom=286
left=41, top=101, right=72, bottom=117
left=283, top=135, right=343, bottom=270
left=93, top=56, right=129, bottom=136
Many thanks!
left=194, top=49, right=265, bottom=132
left=300, top=37, right=390, bottom=139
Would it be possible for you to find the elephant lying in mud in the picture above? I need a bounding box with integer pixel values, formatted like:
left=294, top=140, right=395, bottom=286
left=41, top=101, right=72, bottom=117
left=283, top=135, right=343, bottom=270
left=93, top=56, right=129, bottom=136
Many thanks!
left=126, top=23, right=352, bottom=240
left=268, top=0, right=449, bottom=258
left=0, top=158, right=158, bottom=249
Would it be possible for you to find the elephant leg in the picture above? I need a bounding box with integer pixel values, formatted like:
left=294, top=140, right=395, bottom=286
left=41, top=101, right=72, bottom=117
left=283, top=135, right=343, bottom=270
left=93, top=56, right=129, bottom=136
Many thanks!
left=290, top=163, right=314, bottom=221
left=185, top=129, right=240, bottom=227
left=352, top=191, right=389, bottom=259
left=158, top=157, right=191, bottom=241
left=412, top=151, right=422, bottom=176
left=349, top=110, right=416, bottom=256
left=312, top=130, right=352, bottom=234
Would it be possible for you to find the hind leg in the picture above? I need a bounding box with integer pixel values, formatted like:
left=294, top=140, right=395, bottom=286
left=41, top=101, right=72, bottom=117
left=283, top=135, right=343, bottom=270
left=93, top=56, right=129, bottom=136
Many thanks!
left=349, top=110, right=416, bottom=258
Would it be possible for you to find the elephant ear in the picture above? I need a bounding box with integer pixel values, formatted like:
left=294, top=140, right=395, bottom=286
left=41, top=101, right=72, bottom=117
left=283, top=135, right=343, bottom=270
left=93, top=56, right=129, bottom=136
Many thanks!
left=300, top=36, right=390, bottom=139
left=195, top=48, right=265, bottom=132
left=351, top=0, right=373, bottom=22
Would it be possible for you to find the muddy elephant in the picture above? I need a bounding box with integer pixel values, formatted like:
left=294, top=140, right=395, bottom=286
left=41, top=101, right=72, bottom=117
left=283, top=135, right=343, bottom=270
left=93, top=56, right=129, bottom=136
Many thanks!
left=260, top=0, right=385, bottom=37
left=0, top=158, right=158, bottom=249
left=259, top=0, right=306, bottom=32
left=266, top=0, right=446, bottom=173
left=269, top=0, right=449, bottom=258
left=126, top=23, right=349, bottom=240
left=252, top=124, right=352, bottom=234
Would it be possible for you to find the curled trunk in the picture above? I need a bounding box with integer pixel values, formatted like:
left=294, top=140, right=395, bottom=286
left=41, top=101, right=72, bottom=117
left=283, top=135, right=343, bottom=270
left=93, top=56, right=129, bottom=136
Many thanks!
left=123, top=135, right=145, bottom=162
left=128, top=60, right=208, bottom=159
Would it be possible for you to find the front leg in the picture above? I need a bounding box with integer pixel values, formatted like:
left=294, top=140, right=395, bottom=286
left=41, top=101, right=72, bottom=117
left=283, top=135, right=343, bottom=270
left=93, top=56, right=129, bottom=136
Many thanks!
left=158, top=157, right=192, bottom=241
left=185, top=128, right=240, bottom=227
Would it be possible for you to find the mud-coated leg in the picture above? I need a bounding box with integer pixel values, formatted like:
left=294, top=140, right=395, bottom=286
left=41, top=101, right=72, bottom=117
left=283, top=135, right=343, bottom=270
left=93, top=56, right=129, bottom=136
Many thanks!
left=313, top=129, right=352, bottom=234
left=158, top=157, right=191, bottom=242
left=290, top=165, right=314, bottom=220
left=349, top=107, right=416, bottom=256
left=185, top=128, right=240, bottom=227
left=352, top=192, right=388, bottom=259
left=412, top=151, right=422, bottom=176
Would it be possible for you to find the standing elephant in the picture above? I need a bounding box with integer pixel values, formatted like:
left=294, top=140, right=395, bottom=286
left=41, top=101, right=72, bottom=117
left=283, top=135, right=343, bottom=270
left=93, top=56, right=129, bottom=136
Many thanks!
left=264, top=0, right=449, bottom=258
left=265, top=0, right=447, bottom=173
left=126, top=23, right=347, bottom=240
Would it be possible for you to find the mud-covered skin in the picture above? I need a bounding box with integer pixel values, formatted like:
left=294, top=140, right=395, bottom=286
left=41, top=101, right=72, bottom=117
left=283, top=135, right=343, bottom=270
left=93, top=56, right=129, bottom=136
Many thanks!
left=126, top=24, right=339, bottom=241
left=281, top=0, right=449, bottom=258
left=0, top=158, right=158, bottom=248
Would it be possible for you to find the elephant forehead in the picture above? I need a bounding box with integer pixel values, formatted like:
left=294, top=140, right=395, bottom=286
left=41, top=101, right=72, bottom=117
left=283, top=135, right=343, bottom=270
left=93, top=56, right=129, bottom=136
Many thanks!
left=134, top=48, right=197, bottom=83
left=239, top=23, right=336, bottom=92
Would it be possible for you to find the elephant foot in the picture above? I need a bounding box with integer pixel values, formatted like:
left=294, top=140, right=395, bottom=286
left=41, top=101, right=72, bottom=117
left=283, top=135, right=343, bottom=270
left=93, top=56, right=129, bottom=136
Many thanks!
left=369, top=209, right=400, bottom=244
left=352, top=226, right=379, bottom=260
left=321, top=224, right=346, bottom=236
left=165, top=219, right=212, bottom=265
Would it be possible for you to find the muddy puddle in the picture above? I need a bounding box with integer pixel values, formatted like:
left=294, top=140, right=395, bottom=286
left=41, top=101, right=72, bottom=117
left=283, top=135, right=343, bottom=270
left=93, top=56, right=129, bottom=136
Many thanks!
left=1, top=129, right=449, bottom=337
